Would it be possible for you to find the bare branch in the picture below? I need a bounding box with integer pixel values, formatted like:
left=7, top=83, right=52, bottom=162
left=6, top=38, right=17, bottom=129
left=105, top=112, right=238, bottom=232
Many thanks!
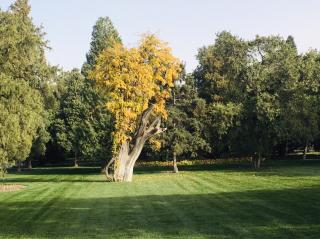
left=257, top=44, right=265, bottom=62
left=146, top=117, right=161, bottom=133
left=105, top=157, right=115, bottom=181
left=145, top=117, right=166, bottom=138
left=134, top=104, right=155, bottom=138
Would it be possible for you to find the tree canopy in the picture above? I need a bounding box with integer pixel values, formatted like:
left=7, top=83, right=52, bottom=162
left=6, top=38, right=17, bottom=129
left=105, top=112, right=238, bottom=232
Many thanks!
left=0, top=0, right=50, bottom=174
left=0, top=74, right=44, bottom=177
left=92, top=34, right=181, bottom=152
left=91, top=34, right=181, bottom=181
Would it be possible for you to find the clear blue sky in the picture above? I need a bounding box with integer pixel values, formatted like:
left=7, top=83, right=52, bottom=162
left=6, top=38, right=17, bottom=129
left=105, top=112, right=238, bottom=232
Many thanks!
left=1, top=0, right=320, bottom=72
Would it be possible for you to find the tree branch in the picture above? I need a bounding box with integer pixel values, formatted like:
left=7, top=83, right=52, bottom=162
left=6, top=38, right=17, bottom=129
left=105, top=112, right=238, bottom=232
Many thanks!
left=134, top=104, right=155, bottom=139
left=257, top=44, right=265, bottom=62
left=105, top=157, right=115, bottom=181
left=145, top=117, right=166, bottom=138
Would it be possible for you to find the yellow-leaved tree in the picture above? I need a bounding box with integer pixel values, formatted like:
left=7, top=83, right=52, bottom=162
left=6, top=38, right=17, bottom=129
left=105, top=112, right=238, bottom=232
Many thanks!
left=91, top=34, right=181, bottom=182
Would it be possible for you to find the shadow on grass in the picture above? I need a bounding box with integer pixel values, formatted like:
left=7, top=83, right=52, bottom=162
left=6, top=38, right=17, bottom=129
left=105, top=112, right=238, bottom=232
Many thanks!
left=0, top=187, right=319, bottom=238
left=5, top=167, right=106, bottom=183
left=8, top=167, right=100, bottom=175
left=3, top=178, right=107, bottom=183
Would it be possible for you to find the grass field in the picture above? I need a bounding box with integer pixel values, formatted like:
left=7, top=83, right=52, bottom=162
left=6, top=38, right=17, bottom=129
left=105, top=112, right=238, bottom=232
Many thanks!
left=0, top=160, right=320, bottom=239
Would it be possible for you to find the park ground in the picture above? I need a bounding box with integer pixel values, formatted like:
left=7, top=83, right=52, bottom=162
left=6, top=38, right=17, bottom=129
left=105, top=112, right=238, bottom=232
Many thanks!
left=0, top=160, right=320, bottom=239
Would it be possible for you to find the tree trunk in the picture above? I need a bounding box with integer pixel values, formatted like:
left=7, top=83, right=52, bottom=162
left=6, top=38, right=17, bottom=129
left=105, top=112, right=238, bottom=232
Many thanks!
left=28, top=159, right=32, bottom=169
left=101, top=160, right=107, bottom=174
left=256, top=153, right=261, bottom=169
left=303, top=142, right=308, bottom=160
left=106, top=105, right=166, bottom=182
left=17, top=160, right=21, bottom=172
left=173, top=151, right=179, bottom=173
left=0, top=166, right=5, bottom=179
left=74, top=153, right=79, bottom=168
left=113, top=139, right=147, bottom=182
left=252, top=153, right=261, bottom=170
left=172, top=89, right=178, bottom=174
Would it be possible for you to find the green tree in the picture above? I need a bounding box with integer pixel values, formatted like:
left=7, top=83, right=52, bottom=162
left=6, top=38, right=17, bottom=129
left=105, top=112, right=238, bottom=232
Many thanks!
left=193, top=32, right=318, bottom=167
left=162, top=73, right=210, bottom=172
left=82, top=17, right=122, bottom=77
left=81, top=16, right=121, bottom=171
left=0, top=0, right=53, bottom=170
left=53, top=70, right=113, bottom=167
left=286, top=35, right=297, bottom=51
left=194, top=32, right=247, bottom=157
left=0, top=74, right=45, bottom=177
left=0, top=0, right=49, bottom=89
left=28, top=67, right=60, bottom=168
left=291, top=50, right=320, bottom=159
left=240, top=36, right=299, bottom=166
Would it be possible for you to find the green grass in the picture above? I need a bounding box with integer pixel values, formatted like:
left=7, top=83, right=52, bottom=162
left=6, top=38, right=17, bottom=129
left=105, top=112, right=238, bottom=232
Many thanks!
left=0, top=160, right=320, bottom=239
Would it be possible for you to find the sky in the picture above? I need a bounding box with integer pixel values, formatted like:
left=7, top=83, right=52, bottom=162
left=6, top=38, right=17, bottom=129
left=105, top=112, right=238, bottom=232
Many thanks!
left=1, top=0, right=320, bottom=72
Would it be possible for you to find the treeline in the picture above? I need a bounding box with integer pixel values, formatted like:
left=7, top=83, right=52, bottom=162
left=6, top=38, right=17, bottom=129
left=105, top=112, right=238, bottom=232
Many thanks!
left=1, top=0, right=320, bottom=176
left=161, top=32, right=320, bottom=168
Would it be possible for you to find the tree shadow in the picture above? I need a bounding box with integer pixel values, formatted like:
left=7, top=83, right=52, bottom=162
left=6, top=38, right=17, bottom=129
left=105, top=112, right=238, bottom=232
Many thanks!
left=0, top=187, right=319, bottom=238
left=8, top=167, right=100, bottom=175
left=5, top=167, right=106, bottom=183
left=3, top=178, right=106, bottom=183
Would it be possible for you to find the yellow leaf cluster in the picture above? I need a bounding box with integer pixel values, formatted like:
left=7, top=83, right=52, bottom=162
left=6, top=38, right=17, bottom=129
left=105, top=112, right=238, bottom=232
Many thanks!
left=91, top=34, right=181, bottom=151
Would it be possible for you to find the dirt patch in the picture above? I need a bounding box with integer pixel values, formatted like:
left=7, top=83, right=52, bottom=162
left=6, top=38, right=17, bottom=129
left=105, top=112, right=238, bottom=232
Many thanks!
left=0, top=184, right=25, bottom=192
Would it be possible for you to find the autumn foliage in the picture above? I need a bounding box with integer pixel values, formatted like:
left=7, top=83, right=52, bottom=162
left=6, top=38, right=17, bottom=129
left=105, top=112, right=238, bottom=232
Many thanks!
left=91, top=35, right=181, bottom=153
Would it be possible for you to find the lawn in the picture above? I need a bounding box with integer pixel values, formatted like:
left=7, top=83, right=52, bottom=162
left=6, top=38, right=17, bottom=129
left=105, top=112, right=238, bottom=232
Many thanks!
left=0, top=160, right=320, bottom=239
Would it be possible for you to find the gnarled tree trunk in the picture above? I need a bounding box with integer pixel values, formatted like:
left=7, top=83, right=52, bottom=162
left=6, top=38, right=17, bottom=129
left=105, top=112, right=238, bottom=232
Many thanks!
left=106, top=105, right=166, bottom=182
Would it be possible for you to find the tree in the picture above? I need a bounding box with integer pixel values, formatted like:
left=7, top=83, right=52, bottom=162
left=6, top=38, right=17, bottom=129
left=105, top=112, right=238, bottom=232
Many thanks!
left=194, top=32, right=247, bottom=157
left=82, top=17, right=122, bottom=77
left=286, top=35, right=297, bottom=51
left=291, top=50, right=320, bottom=159
left=162, top=73, right=210, bottom=172
left=91, top=35, right=181, bottom=182
left=237, top=36, right=297, bottom=166
left=0, top=0, right=49, bottom=89
left=0, top=74, right=45, bottom=177
left=82, top=16, right=121, bottom=172
left=0, top=0, right=53, bottom=170
left=28, top=67, right=60, bottom=168
left=193, top=32, right=317, bottom=167
left=52, top=70, right=113, bottom=167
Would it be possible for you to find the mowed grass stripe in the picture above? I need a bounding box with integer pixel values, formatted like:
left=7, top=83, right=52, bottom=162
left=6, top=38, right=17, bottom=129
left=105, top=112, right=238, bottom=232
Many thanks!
left=0, top=161, right=319, bottom=238
left=182, top=173, right=254, bottom=237
left=183, top=168, right=320, bottom=238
